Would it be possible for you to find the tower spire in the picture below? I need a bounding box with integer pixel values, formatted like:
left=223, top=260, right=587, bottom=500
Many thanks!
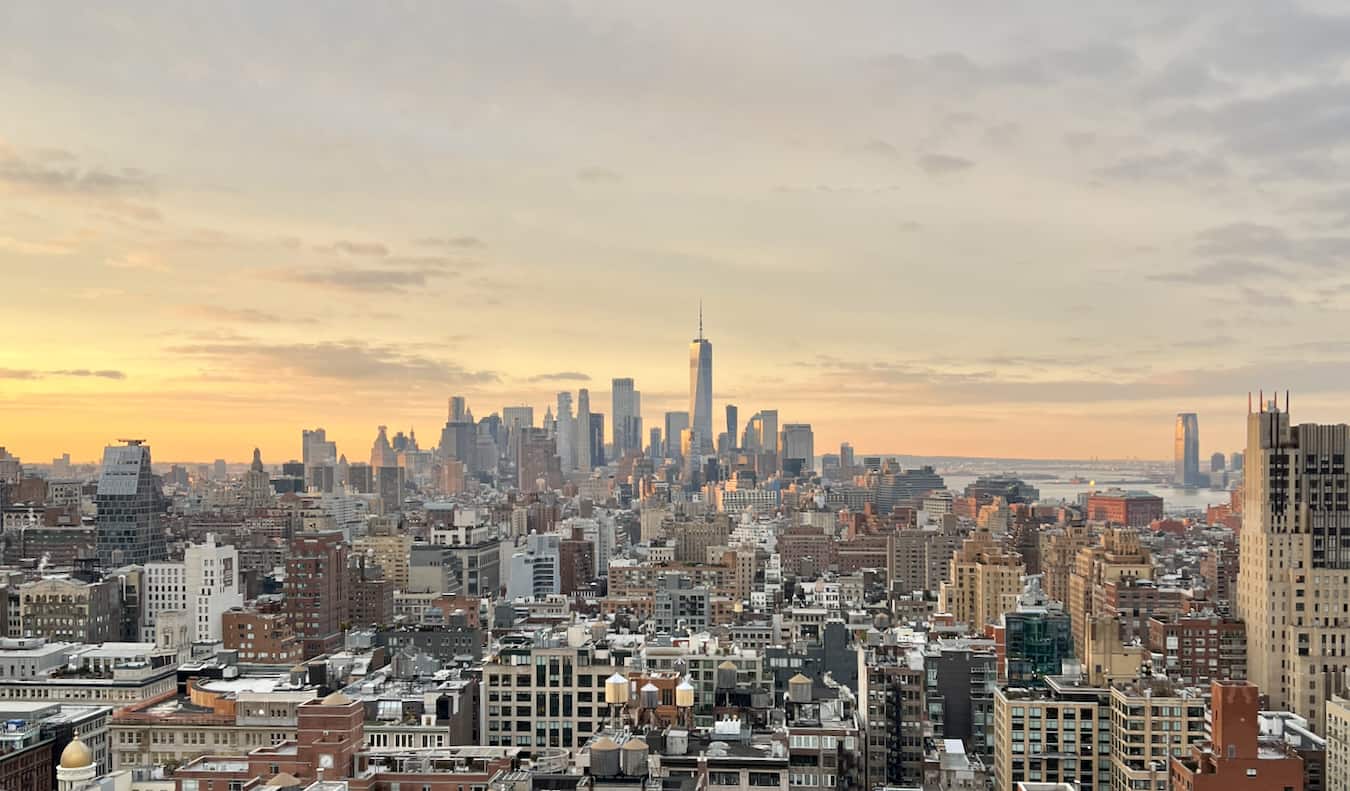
left=698, top=300, right=703, bottom=341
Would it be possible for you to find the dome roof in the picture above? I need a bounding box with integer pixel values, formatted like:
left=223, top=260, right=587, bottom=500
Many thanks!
left=622, top=738, right=649, bottom=751
left=320, top=691, right=352, bottom=705
left=59, top=737, right=93, bottom=769
left=788, top=673, right=812, bottom=684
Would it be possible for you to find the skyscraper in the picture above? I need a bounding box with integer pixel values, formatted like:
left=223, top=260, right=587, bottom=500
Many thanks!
left=611, top=377, right=642, bottom=458
left=1236, top=398, right=1350, bottom=731
left=664, top=411, right=689, bottom=458
left=502, top=405, right=534, bottom=430
left=301, top=427, right=336, bottom=481
left=370, top=425, right=396, bottom=468
left=448, top=395, right=468, bottom=423
left=502, top=405, right=534, bottom=463
left=575, top=388, right=592, bottom=472
left=744, top=409, right=779, bottom=475
left=688, top=306, right=713, bottom=455
left=588, top=412, right=605, bottom=470
left=438, top=407, right=476, bottom=466
left=517, top=427, right=562, bottom=491
left=95, top=440, right=166, bottom=566
left=779, top=423, right=815, bottom=476
left=720, top=403, right=738, bottom=453
left=1174, top=412, right=1200, bottom=486
left=556, top=392, right=575, bottom=473
left=244, top=448, right=272, bottom=508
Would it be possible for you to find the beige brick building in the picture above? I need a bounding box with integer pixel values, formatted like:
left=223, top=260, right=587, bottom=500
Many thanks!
left=1236, top=403, right=1350, bottom=732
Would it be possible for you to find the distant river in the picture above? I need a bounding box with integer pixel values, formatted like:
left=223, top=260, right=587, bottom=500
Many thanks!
left=939, top=473, right=1231, bottom=515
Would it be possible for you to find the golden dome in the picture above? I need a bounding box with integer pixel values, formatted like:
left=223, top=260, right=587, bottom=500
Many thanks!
left=59, top=736, right=93, bottom=769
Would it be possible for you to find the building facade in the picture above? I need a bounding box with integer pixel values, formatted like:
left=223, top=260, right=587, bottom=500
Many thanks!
left=95, top=441, right=166, bottom=566
left=1236, top=403, right=1350, bottom=730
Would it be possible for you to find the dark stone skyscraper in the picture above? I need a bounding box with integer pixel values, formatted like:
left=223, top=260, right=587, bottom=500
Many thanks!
left=588, top=413, right=605, bottom=470
left=95, top=440, right=166, bottom=566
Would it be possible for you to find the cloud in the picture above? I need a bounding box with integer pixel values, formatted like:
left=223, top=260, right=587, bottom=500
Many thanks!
left=0, top=368, right=125, bottom=380
left=528, top=371, right=591, bottom=383
left=983, top=122, right=1020, bottom=148
left=1193, top=222, right=1350, bottom=268
left=50, top=369, right=127, bottom=379
left=100, top=202, right=163, bottom=224
left=1237, top=287, right=1295, bottom=309
left=1149, top=260, right=1281, bottom=284
left=314, top=240, right=389, bottom=256
left=1164, top=83, right=1350, bottom=159
left=1136, top=59, right=1232, bottom=102
left=1063, top=131, right=1097, bottom=151
left=0, top=235, right=73, bottom=255
left=0, top=145, right=154, bottom=198
left=802, top=352, right=1350, bottom=407
left=577, top=166, right=622, bottom=183
left=414, top=235, right=485, bottom=249
left=878, top=42, right=1138, bottom=91
left=860, top=139, right=899, bottom=158
left=166, top=339, right=498, bottom=387
left=917, top=153, right=973, bottom=175
left=1206, top=6, right=1350, bottom=76
left=1096, top=149, right=1228, bottom=182
left=106, top=252, right=170, bottom=272
left=1178, top=335, right=1238, bottom=350
left=285, top=259, right=459, bottom=293
left=177, top=305, right=315, bottom=324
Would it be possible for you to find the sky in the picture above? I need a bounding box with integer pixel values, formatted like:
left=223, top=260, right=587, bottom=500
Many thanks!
left=4, top=1, right=1350, bottom=464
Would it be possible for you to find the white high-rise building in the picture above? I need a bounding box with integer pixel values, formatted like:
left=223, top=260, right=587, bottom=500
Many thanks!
left=185, top=534, right=241, bottom=643
left=689, top=307, right=713, bottom=456
left=143, top=561, right=186, bottom=642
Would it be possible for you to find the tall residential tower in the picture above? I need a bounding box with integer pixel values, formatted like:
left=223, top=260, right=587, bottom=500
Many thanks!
left=611, top=377, right=642, bottom=458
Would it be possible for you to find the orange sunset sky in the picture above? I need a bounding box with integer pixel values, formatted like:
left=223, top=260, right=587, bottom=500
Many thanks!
left=5, top=3, right=1350, bottom=464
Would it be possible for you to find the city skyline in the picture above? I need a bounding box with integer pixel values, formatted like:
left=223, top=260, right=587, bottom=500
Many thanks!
left=2, top=6, right=1344, bottom=786
left=9, top=3, right=1350, bottom=462
left=0, top=307, right=1284, bottom=466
